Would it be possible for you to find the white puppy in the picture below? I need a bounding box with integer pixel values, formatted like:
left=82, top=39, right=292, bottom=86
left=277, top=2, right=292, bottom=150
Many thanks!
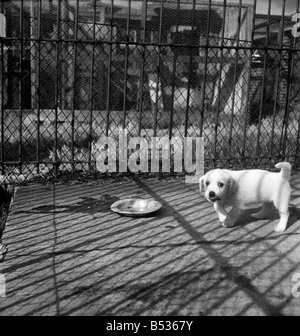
left=199, top=162, right=292, bottom=232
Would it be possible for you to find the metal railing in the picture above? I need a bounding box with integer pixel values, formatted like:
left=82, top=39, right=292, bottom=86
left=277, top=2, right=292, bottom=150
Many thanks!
left=0, top=0, right=299, bottom=181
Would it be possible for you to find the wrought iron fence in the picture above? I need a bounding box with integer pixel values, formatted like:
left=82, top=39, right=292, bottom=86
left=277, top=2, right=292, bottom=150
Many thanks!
left=0, top=0, right=300, bottom=181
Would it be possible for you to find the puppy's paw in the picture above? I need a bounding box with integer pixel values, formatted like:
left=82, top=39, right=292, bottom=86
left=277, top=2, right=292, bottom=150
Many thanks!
left=274, top=224, right=287, bottom=233
left=218, top=213, right=228, bottom=223
left=221, top=210, right=239, bottom=228
left=222, top=218, right=235, bottom=228
left=274, top=215, right=289, bottom=233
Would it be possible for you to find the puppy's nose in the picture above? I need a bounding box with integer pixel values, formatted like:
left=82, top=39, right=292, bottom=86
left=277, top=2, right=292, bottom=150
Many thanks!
left=209, top=191, right=216, bottom=198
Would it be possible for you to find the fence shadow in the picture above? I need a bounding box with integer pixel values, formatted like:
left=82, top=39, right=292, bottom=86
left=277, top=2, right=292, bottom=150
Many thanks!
left=0, top=176, right=300, bottom=316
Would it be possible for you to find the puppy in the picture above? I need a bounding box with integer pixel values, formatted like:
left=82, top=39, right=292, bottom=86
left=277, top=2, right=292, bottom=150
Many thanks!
left=199, top=162, right=292, bottom=232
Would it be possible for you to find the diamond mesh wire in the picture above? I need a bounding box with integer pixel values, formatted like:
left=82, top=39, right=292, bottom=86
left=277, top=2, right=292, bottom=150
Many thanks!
left=0, top=0, right=299, bottom=181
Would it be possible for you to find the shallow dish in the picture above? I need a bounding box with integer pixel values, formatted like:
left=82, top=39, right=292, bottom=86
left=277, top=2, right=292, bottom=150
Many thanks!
left=111, top=199, right=162, bottom=217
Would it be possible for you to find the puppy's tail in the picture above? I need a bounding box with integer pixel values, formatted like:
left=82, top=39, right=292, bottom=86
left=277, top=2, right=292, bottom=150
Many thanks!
left=275, top=162, right=291, bottom=181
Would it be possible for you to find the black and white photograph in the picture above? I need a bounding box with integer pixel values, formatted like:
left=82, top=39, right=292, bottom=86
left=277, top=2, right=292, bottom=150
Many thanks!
left=0, top=0, right=300, bottom=318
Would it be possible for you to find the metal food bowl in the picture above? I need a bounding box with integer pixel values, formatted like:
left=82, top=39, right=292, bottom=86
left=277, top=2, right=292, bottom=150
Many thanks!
left=110, top=199, right=162, bottom=217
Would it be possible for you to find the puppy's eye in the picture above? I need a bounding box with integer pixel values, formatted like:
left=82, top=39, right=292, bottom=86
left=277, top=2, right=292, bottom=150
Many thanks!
left=218, top=182, right=224, bottom=188
left=206, top=181, right=210, bottom=186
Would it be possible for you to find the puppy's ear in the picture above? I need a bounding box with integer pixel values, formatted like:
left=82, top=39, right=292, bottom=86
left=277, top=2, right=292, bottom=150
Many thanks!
left=199, top=174, right=206, bottom=192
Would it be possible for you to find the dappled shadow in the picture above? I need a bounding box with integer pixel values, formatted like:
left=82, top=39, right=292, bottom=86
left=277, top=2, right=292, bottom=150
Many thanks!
left=28, top=195, right=119, bottom=214
left=230, top=206, right=300, bottom=233
left=0, top=176, right=300, bottom=316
